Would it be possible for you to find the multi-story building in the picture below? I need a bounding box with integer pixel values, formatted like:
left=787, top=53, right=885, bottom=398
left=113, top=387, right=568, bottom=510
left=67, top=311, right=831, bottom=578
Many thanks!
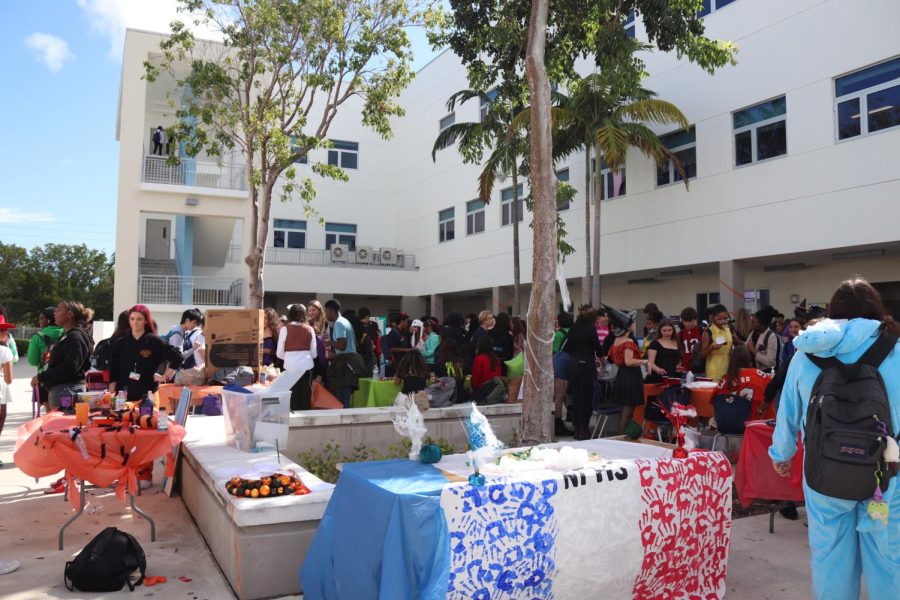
left=115, top=0, right=900, bottom=329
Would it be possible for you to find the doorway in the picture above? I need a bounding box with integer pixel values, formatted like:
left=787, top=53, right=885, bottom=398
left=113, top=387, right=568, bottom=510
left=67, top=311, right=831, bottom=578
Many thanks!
left=145, top=219, right=170, bottom=260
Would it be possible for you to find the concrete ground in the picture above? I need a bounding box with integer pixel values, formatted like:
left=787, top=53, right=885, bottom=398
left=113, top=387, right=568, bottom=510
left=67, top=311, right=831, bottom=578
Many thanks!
left=0, top=363, right=824, bottom=599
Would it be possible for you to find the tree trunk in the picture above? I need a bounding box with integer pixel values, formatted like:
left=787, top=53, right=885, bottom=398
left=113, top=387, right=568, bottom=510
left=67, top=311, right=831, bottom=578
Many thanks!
left=521, top=0, right=555, bottom=445
left=512, top=166, right=521, bottom=316
left=591, top=144, right=602, bottom=307
left=582, top=144, right=591, bottom=306
left=245, top=179, right=273, bottom=309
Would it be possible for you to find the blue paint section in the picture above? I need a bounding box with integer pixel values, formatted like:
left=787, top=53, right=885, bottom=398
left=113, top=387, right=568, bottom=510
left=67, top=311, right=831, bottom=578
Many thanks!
left=300, top=460, right=451, bottom=600
left=174, top=215, right=193, bottom=303
left=445, top=478, right=559, bottom=599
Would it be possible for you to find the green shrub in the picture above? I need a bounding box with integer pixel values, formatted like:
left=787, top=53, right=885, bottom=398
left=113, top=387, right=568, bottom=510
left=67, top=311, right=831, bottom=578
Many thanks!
left=15, top=338, right=30, bottom=356
left=298, top=436, right=460, bottom=484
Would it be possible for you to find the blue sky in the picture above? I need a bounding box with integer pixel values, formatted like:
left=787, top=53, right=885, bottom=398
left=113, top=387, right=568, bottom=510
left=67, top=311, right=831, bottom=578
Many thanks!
left=0, top=1, right=441, bottom=255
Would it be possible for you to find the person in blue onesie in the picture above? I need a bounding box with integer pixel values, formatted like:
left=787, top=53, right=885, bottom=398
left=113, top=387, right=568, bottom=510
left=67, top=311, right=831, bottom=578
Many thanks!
left=769, top=277, right=900, bottom=599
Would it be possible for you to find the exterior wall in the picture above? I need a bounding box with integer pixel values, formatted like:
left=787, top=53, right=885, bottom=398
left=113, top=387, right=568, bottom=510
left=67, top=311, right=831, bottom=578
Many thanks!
left=117, top=1, right=900, bottom=318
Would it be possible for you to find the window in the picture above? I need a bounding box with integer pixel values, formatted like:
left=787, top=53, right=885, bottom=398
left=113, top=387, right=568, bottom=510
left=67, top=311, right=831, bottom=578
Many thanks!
left=500, top=183, right=524, bottom=226
left=272, top=219, right=306, bottom=249
left=480, top=88, right=499, bottom=121
left=325, top=222, right=357, bottom=250
left=592, top=158, right=627, bottom=200
left=439, top=113, right=456, bottom=145
left=698, top=0, right=737, bottom=17
left=623, top=9, right=636, bottom=39
left=466, top=199, right=485, bottom=235
left=438, top=207, right=455, bottom=242
left=835, top=57, right=900, bottom=140
left=733, top=97, right=786, bottom=166
left=657, top=126, right=697, bottom=186
left=696, top=292, right=721, bottom=321
left=744, top=289, right=771, bottom=313
left=556, top=168, right=570, bottom=211
left=289, top=136, right=308, bottom=164
left=327, top=140, right=358, bottom=169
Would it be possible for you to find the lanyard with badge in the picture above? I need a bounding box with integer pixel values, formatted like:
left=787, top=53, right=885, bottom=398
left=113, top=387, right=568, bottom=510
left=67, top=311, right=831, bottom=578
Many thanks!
left=128, top=335, right=150, bottom=381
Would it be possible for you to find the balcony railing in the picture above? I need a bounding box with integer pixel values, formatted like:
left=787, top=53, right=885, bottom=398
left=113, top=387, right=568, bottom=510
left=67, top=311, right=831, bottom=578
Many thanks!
left=138, top=275, right=244, bottom=306
left=141, top=155, right=248, bottom=191
left=265, top=247, right=417, bottom=270
left=226, top=243, right=242, bottom=263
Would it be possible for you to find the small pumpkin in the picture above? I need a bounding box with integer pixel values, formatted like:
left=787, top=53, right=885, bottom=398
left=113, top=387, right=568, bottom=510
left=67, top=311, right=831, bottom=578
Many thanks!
left=419, top=444, right=443, bottom=464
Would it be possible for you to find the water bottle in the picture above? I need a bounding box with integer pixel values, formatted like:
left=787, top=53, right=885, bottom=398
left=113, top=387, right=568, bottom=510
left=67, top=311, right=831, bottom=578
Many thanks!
left=372, top=362, right=379, bottom=380
left=140, top=392, right=154, bottom=417
left=158, top=408, right=169, bottom=431
left=115, top=390, right=127, bottom=411
left=686, top=371, right=695, bottom=385
left=259, top=370, right=267, bottom=385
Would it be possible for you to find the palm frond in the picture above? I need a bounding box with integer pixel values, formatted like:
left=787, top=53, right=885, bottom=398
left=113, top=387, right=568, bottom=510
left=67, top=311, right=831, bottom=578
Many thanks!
left=445, top=89, right=482, bottom=113
left=594, top=125, right=630, bottom=171
left=616, top=99, right=689, bottom=129
left=431, top=122, right=480, bottom=161
left=478, top=146, right=507, bottom=203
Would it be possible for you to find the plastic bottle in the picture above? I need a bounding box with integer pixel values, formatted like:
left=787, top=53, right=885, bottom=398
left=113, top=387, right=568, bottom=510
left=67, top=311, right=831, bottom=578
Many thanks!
left=158, top=408, right=168, bottom=431
left=115, top=390, right=127, bottom=411
left=140, top=392, right=154, bottom=417
left=259, top=370, right=267, bottom=385
left=686, top=371, right=695, bottom=385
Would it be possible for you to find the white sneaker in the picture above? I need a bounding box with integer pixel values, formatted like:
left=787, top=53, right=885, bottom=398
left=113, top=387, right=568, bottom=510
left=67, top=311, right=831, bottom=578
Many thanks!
left=0, top=559, right=20, bottom=575
left=139, top=480, right=152, bottom=490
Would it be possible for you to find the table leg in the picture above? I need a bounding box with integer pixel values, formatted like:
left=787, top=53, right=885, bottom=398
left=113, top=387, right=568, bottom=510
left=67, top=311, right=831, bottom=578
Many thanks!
left=129, top=493, right=156, bottom=542
left=59, top=480, right=85, bottom=551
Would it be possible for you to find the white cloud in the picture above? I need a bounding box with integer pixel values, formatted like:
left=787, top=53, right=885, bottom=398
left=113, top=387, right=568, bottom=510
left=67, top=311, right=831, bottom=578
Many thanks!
left=0, top=208, right=58, bottom=224
left=77, top=0, right=222, bottom=59
left=24, top=33, right=74, bottom=72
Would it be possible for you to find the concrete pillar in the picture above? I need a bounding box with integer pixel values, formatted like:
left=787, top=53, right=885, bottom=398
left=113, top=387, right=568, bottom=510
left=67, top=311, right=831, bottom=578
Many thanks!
left=430, top=293, right=444, bottom=320
left=491, top=287, right=501, bottom=314
left=718, top=260, right=745, bottom=311
left=401, top=296, right=427, bottom=318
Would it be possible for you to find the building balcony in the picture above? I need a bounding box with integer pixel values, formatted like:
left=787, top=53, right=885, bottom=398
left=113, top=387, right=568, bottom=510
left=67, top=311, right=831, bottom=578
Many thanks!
left=141, top=155, right=248, bottom=192
left=138, top=275, right=244, bottom=306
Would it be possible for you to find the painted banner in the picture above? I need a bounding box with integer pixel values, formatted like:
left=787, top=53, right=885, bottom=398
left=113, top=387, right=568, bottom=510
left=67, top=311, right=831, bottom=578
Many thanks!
left=439, top=451, right=732, bottom=599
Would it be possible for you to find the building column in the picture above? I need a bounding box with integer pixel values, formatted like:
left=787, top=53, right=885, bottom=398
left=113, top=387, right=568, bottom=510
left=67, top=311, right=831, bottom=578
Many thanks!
left=401, top=296, right=426, bottom=318
left=430, top=293, right=444, bottom=320
left=718, top=260, right=745, bottom=312
left=491, top=287, right=501, bottom=315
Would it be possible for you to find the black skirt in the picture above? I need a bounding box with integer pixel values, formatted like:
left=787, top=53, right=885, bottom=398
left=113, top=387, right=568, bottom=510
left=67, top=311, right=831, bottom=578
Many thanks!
left=610, top=365, right=645, bottom=407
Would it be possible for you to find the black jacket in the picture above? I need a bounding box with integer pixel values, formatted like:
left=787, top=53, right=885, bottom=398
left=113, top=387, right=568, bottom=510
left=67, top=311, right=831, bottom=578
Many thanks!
left=109, top=332, right=183, bottom=401
left=38, top=327, right=93, bottom=388
left=563, top=320, right=604, bottom=361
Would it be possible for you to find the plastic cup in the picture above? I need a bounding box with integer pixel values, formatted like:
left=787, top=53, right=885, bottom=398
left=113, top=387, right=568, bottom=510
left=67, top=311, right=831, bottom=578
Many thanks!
left=75, top=402, right=90, bottom=426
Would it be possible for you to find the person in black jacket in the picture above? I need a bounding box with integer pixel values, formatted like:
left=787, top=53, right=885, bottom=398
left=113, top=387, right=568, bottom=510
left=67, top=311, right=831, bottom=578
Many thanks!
left=490, top=312, right=515, bottom=375
left=109, top=305, right=182, bottom=401
left=563, top=304, right=605, bottom=440
left=36, top=301, right=95, bottom=410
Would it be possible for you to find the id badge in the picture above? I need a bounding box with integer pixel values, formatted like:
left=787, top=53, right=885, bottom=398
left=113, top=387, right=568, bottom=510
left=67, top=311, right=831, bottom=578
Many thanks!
left=129, top=371, right=141, bottom=381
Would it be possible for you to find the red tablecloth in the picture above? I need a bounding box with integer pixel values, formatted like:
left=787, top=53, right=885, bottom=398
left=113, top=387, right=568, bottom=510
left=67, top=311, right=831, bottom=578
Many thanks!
left=14, top=412, right=186, bottom=511
left=734, top=420, right=804, bottom=507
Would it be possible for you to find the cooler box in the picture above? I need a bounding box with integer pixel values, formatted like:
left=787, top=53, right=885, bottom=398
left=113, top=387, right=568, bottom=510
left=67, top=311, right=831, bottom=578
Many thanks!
left=221, top=388, right=291, bottom=452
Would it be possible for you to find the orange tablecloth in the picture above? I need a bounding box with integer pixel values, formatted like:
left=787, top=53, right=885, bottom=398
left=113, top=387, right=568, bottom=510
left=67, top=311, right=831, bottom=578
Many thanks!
left=735, top=420, right=804, bottom=507
left=157, top=384, right=224, bottom=412
left=14, top=412, right=186, bottom=511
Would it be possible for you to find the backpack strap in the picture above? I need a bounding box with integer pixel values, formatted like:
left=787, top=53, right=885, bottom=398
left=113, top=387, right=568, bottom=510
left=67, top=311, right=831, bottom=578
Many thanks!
left=805, top=353, right=841, bottom=371
left=857, top=332, right=898, bottom=369
left=121, top=531, right=146, bottom=590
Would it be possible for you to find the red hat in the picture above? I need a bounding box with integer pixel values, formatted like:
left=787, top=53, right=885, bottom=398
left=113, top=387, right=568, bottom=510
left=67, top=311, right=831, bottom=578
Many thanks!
left=128, top=304, right=157, bottom=334
left=0, top=314, right=16, bottom=330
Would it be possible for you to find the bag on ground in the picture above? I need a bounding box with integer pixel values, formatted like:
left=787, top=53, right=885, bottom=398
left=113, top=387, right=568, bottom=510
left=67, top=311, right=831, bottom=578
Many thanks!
left=427, top=377, right=456, bottom=408
left=64, top=527, right=146, bottom=592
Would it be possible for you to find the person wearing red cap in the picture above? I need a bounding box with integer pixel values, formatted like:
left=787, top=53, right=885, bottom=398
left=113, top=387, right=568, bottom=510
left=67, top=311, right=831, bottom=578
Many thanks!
left=108, top=305, right=183, bottom=401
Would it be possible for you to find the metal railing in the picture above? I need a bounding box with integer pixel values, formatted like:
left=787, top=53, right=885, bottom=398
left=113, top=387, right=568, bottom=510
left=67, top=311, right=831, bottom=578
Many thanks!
left=138, top=275, right=244, bottom=306
left=141, top=155, right=248, bottom=191
left=265, top=247, right=417, bottom=270
left=226, top=244, right=242, bottom=263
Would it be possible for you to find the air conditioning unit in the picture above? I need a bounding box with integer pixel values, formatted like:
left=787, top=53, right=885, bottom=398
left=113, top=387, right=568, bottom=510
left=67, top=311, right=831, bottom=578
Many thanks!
left=355, top=246, right=374, bottom=264
left=330, top=244, right=349, bottom=263
left=380, top=247, right=399, bottom=265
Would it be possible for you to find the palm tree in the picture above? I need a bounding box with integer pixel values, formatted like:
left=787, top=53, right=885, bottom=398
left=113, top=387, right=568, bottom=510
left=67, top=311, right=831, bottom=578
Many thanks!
left=516, top=74, right=690, bottom=305
left=432, top=89, right=529, bottom=315
left=561, top=75, right=690, bottom=305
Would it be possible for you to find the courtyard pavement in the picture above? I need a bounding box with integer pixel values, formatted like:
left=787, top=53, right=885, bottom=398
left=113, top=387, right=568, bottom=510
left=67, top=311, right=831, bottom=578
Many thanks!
left=0, top=363, right=823, bottom=599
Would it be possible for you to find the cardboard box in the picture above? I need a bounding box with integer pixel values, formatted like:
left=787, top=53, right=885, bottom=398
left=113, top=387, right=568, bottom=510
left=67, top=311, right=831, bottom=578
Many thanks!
left=204, top=309, right=265, bottom=378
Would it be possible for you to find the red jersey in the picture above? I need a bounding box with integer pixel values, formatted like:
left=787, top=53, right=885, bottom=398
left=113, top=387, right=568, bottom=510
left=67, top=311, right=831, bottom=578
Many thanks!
left=717, top=368, right=773, bottom=405
left=678, top=326, right=703, bottom=371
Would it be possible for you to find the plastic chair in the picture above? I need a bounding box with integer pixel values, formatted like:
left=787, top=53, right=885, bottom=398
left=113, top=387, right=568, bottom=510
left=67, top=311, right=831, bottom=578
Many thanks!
left=642, top=385, right=690, bottom=442
left=711, top=393, right=752, bottom=452
left=591, top=404, right=622, bottom=439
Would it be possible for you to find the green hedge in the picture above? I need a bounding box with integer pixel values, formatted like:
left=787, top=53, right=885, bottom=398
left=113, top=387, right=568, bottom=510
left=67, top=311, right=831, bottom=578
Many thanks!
left=15, top=338, right=30, bottom=356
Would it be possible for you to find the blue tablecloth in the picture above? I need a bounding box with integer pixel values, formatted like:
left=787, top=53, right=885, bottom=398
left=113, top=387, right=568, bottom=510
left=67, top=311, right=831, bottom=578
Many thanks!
left=300, top=459, right=451, bottom=600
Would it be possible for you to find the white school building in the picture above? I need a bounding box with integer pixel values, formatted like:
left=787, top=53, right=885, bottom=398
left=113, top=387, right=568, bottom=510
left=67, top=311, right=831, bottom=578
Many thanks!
left=114, top=0, right=900, bottom=327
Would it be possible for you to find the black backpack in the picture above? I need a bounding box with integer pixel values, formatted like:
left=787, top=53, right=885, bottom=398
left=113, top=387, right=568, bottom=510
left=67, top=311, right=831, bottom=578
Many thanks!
left=803, top=332, right=897, bottom=501
left=182, top=329, right=198, bottom=369
left=64, top=527, right=146, bottom=592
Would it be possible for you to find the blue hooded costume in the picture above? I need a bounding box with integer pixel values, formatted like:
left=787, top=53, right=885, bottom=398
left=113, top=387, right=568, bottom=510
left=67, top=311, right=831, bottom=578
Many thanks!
left=769, top=318, right=900, bottom=598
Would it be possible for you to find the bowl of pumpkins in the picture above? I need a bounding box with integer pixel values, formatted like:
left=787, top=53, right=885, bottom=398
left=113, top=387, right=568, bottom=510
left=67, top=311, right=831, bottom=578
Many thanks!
left=224, top=472, right=312, bottom=498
